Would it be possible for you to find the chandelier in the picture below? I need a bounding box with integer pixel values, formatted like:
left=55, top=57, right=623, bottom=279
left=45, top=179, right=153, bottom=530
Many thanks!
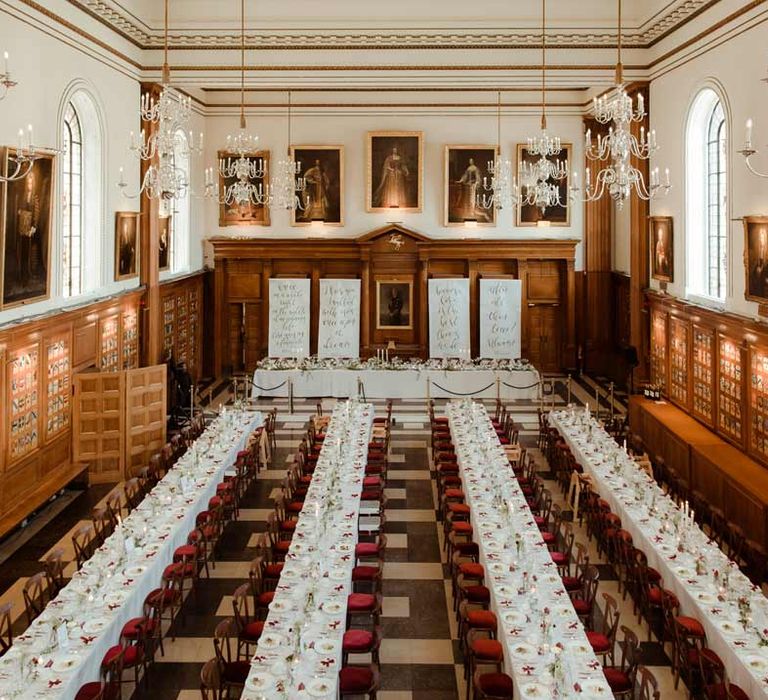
left=118, top=0, right=202, bottom=203
left=476, top=91, right=515, bottom=211
left=739, top=66, right=768, bottom=178
left=270, top=91, right=308, bottom=211
left=573, top=0, right=670, bottom=207
left=519, top=0, right=568, bottom=213
left=205, top=0, right=269, bottom=208
left=1, top=51, right=17, bottom=101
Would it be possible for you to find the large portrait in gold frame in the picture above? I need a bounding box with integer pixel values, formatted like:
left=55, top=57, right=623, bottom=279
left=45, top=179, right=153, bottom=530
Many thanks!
left=744, top=216, right=768, bottom=303
left=649, top=216, right=674, bottom=283
left=290, top=145, right=344, bottom=226
left=444, top=145, right=498, bottom=227
left=114, top=211, right=140, bottom=281
left=217, top=149, right=270, bottom=227
left=367, top=131, right=422, bottom=213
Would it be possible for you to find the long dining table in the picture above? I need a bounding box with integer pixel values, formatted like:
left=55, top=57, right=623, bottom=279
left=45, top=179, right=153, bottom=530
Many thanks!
left=550, top=407, right=768, bottom=698
left=0, top=407, right=263, bottom=699
left=241, top=399, right=374, bottom=700
left=447, top=400, right=613, bottom=700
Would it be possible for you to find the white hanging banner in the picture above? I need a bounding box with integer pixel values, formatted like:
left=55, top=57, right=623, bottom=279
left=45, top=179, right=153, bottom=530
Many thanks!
left=318, top=279, right=361, bottom=358
left=479, top=278, right=522, bottom=359
left=268, top=278, right=311, bottom=358
left=429, top=278, right=471, bottom=359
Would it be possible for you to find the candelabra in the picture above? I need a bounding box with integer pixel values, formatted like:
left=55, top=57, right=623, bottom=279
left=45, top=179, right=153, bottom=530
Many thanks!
left=268, top=91, right=308, bottom=212
left=204, top=131, right=269, bottom=207
left=1, top=125, right=40, bottom=183
left=1, top=51, right=17, bottom=101
left=739, top=91, right=768, bottom=179
left=476, top=91, right=516, bottom=212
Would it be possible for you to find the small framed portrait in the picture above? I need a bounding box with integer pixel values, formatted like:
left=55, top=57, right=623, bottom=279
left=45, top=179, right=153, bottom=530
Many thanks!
left=367, top=131, right=422, bottom=213
left=290, top=146, right=344, bottom=226
left=114, top=211, right=140, bottom=281
left=218, top=149, right=270, bottom=226
left=1, top=148, right=55, bottom=308
left=158, top=216, right=171, bottom=272
left=444, top=145, right=497, bottom=226
left=650, top=216, right=674, bottom=283
left=376, top=279, right=413, bottom=330
left=744, top=216, right=768, bottom=303
left=515, top=143, right=571, bottom=227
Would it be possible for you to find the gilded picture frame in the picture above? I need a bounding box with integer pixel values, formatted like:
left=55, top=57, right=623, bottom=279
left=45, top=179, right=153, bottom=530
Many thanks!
left=515, top=143, right=571, bottom=227
left=649, top=216, right=674, bottom=283
left=744, top=216, right=768, bottom=303
left=217, top=149, right=271, bottom=227
left=114, top=211, right=140, bottom=281
left=367, top=131, right=423, bottom=213
left=376, top=279, right=414, bottom=330
left=444, top=145, right=498, bottom=227
left=290, top=145, right=344, bottom=226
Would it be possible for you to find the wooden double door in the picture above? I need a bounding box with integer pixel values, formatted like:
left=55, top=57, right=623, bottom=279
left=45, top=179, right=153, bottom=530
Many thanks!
left=527, top=304, right=561, bottom=372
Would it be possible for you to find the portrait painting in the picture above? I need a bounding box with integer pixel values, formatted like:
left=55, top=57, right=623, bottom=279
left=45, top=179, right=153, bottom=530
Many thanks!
left=1, top=149, right=54, bottom=308
left=515, top=143, right=571, bottom=227
left=376, top=280, right=413, bottom=330
left=445, top=146, right=497, bottom=226
left=650, top=216, right=674, bottom=283
left=290, top=146, right=344, bottom=226
left=744, top=216, right=768, bottom=303
left=367, top=131, right=422, bottom=213
left=218, top=149, right=270, bottom=227
left=115, top=211, right=139, bottom=281
left=158, top=216, right=171, bottom=272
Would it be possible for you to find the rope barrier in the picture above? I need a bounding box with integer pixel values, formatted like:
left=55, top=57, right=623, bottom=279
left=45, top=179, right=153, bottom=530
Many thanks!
left=250, top=380, right=289, bottom=393
left=429, top=381, right=496, bottom=396
left=501, top=380, right=542, bottom=390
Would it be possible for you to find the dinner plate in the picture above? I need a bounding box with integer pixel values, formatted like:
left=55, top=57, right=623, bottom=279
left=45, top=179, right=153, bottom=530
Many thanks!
left=260, top=633, right=285, bottom=650
left=695, top=591, right=717, bottom=605
left=497, top=585, right=516, bottom=597
left=502, top=610, right=526, bottom=626
left=330, top=568, right=347, bottom=580
left=322, top=601, right=344, bottom=615
left=105, top=590, right=128, bottom=605
left=52, top=655, right=81, bottom=672
left=125, top=565, right=146, bottom=577
left=313, top=639, right=340, bottom=655
left=581, top=678, right=611, bottom=696
left=246, top=671, right=276, bottom=692
left=520, top=682, right=547, bottom=698
left=746, top=655, right=768, bottom=673
left=716, top=620, right=741, bottom=636
left=675, top=567, right=695, bottom=578
left=509, top=641, right=536, bottom=659
left=306, top=677, right=335, bottom=697
left=269, top=599, right=291, bottom=613
left=83, top=617, right=109, bottom=634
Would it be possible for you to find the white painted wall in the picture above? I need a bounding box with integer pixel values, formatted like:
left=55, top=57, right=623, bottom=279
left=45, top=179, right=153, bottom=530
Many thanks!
left=645, top=14, right=768, bottom=318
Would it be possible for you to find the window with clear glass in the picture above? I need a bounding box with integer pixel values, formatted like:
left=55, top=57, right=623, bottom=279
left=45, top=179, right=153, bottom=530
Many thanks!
left=706, top=102, right=727, bottom=299
left=61, top=102, right=83, bottom=297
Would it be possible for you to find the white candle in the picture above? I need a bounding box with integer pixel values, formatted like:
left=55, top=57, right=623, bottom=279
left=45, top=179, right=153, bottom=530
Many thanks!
left=746, top=118, right=754, bottom=147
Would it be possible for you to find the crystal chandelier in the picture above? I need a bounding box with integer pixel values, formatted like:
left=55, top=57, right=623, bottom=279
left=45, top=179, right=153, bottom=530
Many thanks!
left=519, top=0, right=568, bottom=213
left=1, top=51, right=17, bottom=101
left=476, top=91, right=514, bottom=211
left=572, top=0, right=670, bottom=207
left=739, top=67, right=768, bottom=178
left=205, top=0, right=269, bottom=208
left=270, top=91, right=308, bottom=211
left=118, top=0, right=202, bottom=203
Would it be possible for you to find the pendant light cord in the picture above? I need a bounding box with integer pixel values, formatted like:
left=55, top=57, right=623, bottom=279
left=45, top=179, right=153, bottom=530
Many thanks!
left=162, top=0, right=170, bottom=84
left=497, top=90, right=501, bottom=150
left=240, top=0, right=245, bottom=128
left=287, top=90, right=292, bottom=155
left=541, top=0, right=547, bottom=131
left=616, top=0, right=623, bottom=84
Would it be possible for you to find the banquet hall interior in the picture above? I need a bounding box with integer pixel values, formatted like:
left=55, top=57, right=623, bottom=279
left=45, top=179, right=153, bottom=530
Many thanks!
left=1, top=0, right=768, bottom=698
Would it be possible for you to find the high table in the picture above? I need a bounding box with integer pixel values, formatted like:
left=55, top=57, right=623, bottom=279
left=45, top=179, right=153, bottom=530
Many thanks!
left=448, top=401, right=613, bottom=699
left=242, top=399, right=374, bottom=699
left=252, top=367, right=540, bottom=401
left=0, top=408, right=263, bottom=699
left=550, top=408, right=768, bottom=698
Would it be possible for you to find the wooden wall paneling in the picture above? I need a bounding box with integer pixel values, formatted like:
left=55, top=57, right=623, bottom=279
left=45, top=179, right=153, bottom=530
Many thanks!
left=73, top=319, right=97, bottom=369
left=99, top=313, right=120, bottom=372
left=668, top=315, right=691, bottom=410
left=649, top=308, right=668, bottom=392
left=6, top=340, right=42, bottom=467
left=716, top=332, right=745, bottom=448
left=691, top=324, right=715, bottom=427
left=690, top=446, right=725, bottom=517
left=124, top=365, right=166, bottom=478
left=43, top=326, right=71, bottom=443
left=748, top=343, right=768, bottom=464
left=244, top=303, right=262, bottom=372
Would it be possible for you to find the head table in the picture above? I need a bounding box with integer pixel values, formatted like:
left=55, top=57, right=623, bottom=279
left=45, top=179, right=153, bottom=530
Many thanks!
left=251, top=358, right=540, bottom=401
left=0, top=408, right=263, bottom=700
left=242, top=399, right=374, bottom=700
left=549, top=408, right=768, bottom=698
left=447, top=400, right=613, bottom=700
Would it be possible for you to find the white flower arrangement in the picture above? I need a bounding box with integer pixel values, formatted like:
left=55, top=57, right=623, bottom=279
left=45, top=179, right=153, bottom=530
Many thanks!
left=256, top=355, right=531, bottom=371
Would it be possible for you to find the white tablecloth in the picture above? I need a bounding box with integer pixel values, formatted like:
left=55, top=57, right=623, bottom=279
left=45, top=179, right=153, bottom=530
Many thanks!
left=448, top=401, right=612, bottom=700
left=242, top=400, right=374, bottom=699
left=252, top=368, right=540, bottom=401
left=550, top=409, right=768, bottom=699
left=0, top=409, right=263, bottom=699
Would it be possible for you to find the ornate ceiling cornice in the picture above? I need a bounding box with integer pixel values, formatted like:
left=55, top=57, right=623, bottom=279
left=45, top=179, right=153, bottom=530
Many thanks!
left=66, top=0, right=719, bottom=51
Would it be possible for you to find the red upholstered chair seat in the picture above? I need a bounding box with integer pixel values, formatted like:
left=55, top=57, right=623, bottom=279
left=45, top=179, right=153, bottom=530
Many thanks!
left=75, top=683, right=107, bottom=700
left=448, top=503, right=471, bottom=516
left=286, top=501, right=304, bottom=513
left=603, top=667, right=632, bottom=692
left=451, top=521, right=473, bottom=534
left=163, top=561, right=195, bottom=578
left=586, top=630, right=611, bottom=652
left=444, top=488, right=465, bottom=499
left=355, top=542, right=380, bottom=557
left=466, top=610, right=497, bottom=629
left=273, top=541, right=291, bottom=554
left=572, top=599, right=592, bottom=615
left=438, top=463, right=459, bottom=474
left=352, top=565, right=380, bottom=581
left=363, top=476, right=381, bottom=488
left=550, top=552, right=568, bottom=565
left=347, top=593, right=376, bottom=612
left=454, top=542, right=480, bottom=558
left=541, top=531, right=556, bottom=545
left=433, top=416, right=449, bottom=424
left=647, top=587, right=664, bottom=605
left=533, top=515, right=546, bottom=527
left=471, top=638, right=503, bottom=661
left=257, top=591, right=275, bottom=607
left=264, top=563, right=284, bottom=577
left=706, top=684, right=750, bottom=700
left=339, top=665, right=375, bottom=692
left=121, top=616, right=156, bottom=638
left=342, top=629, right=374, bottom=652
left=464, top=585, right=491, bottom=603
left=279, top=519, right=297, bottom=532
left=240, top=620, right=265, bottom=641
left=147, top=587, right=179, bottom=605
left=459, top=563, right=484, bottom=579
left=174, top=544, right=197, bottom=559
left=476, top=672, right=514, bottom=697
left=677, top=616, right=705, bottom=636
left=561, top=575, right=580, bottom=591
left=222, top=660, right=251, bottom=684
left=647, top=567, right=662, bottom=582
left=104, top=643, right=143, bottom=667
left=441, top=475, right=462, bottom=487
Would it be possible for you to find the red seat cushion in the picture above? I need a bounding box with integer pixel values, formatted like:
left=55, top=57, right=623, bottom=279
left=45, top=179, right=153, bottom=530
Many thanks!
left=706, top=684, right=750, bottom=700
left=647, top=567, right=662, bottom=582
left=273, top=541, right=291, bottom=554
left=561, top=576, right=580, bottom=591
left=121, top=616, right=156, bottom=638
left=550, top=552, right=568, bottom=565
left=604, top=667, right=632, bottom=692
left=257, top=591, right=275, bottom=607
left=339, top=666, right=374, bottom=692
left=586, top=631, right=611, bottom=652
left=444, top=488, right=465, bottom=499
left=104, top=643, right=143, bottom=667
left=466, top=610, right=497, bottom=629
left=241, top=620, right=265, bottom=641
left=263, top=563, right=284, bottom=577
left=148, top=587, right=179, bottom=605
left=477, top=672, right=514, bottom=697
left=363, top=476, right=381, bottom=488
left=174, top=544, right=197, bottom=559
left=223, top=660, right=250, bottom=684
left=352, top=565, right=380, bottom=581
left=163, top=561, right=195, bottom=578
left=572, top=599, right=592, bottom=615
left=280, top=519, right=298, bottom=531
left=347, top=593, right=375, bottom=612
left=677, top=616, right=705, bottom=636
left=448, top=503, right=471, bottom=515
left=438, top=463, right=459, bottom=474
left=459, top=563, right=484, bottom=579
left=464, top=585, right=490, bottom=603
left=541, top=531, right=556, bottom=544
left=342, top=629, right=374, bottom=652
left=75, top=683, right=104, bottom=700
left=471, top=638, right=503, bottom=661
left=451, top=521, right=473, bottom=534
left=286, top=502, right=303, bottom=513
left=647, top=587, right=664, bottom=605
left=355, top=542, right=379, bottom=557
left=434, top=416, right=449, bottom=424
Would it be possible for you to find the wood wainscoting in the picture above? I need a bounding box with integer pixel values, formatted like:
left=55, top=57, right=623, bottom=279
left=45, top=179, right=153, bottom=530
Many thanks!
left=208, top=225, right=579, bottom=376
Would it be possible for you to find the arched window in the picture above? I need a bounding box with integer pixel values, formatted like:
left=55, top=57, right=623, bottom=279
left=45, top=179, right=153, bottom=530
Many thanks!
left=61, top=103, right=82, bottom=296
left=60, top=89, right=103, bottom=297
left=169, top=129, right=191, bottom=273
left=686, top=88, right=728, bottom=301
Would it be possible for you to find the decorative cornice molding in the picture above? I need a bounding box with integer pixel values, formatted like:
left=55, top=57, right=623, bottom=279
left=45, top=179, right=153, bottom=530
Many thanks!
left=65, top=0, right=719, bottom=51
